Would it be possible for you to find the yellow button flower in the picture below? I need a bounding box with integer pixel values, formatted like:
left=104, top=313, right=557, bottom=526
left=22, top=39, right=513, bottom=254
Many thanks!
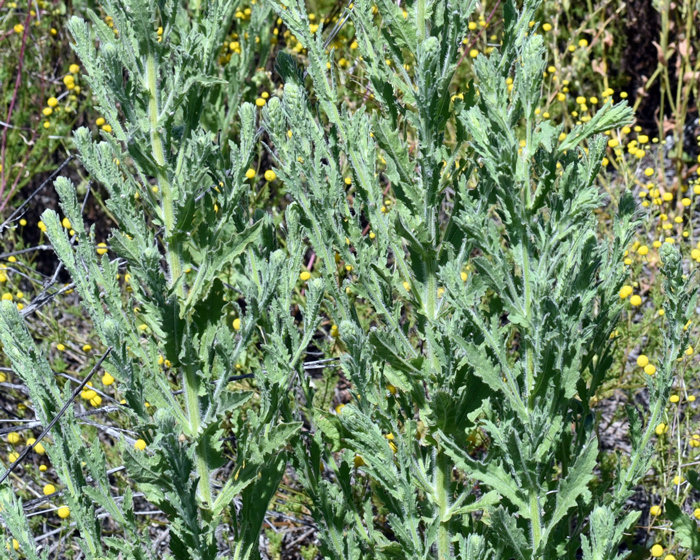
left=43, top=484, right=56, bottom=496
left=57, top=506, right=70, bottom=519
left=264, top=170, right=276, bottom=181
left=134, top=439, right=147, bottom=450
left=629, top=295, right=642, bottom=306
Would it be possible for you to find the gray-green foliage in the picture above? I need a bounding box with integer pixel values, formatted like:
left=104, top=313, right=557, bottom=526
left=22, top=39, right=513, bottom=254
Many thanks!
left=0, top=0, right=695, bottom=558
left=264, top=0, right=688, bottom=558
left=0, top=0, right=302, bottom=559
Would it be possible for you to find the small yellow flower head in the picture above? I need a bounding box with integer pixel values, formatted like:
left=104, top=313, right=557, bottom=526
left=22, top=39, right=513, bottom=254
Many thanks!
left=42, top=107, right=53, bottom=116
left=649, top=505, right=661, bottom=516
left=469, top=49, right=478, bottom=58
left=654, top=423, right=666, bottom=435
left=673, top=475, right=684, bottom=485
left=8, top=452, right=19, bottom=463
left=69, top=64, right=80, bottom=73
left=686, top=346, right=694, bottom=355
left=578, top=38, right=588, bottom=47
left=647, top=548, right=663, bottom=560
left=619, top=285, right=633, bottom=299
left=56, top=343, right=65, bottom=351
left=82, top=344, right=92, bottom=353
left=96, top=117, right=105, bottom=126
left=255, top=97, right=266, bottom=107
left=461, top=271, right=468, bottom=282
left=300, top=271, right=311, bottom=281
left=96, top=242, right=108, bottom=255
left=330, top=324, right=339, bottom=337
left=38, top=220, right=47, bottom=232
left=386, top=384, right=397, bottom=395
left=638, top=245, right=649, bottom=256
left=629, top=295, right=642, bottom=306
left=353, top=455, right=365, bottom=467
left=637, top=355, right=649, bottom=368
left=34, top=442, right=45, bottom=454
left=403, top=281, right=411, bottom=292
left=542, top=23, right=552, bottom=31
left=7, top=432, right=20, bottom=445
left=57, top=506, right=70, bottom=519
left=670, top=394, right=680, bottom=403
left=39, top=465, right=47, bottom=471
left=61, top=217, right=71, bottom=229
left=43, top=484, right=56, bottom=496
left=682, top=197, right=691, bottom=206
left=264, top=170, right=276, bottom=182
left=694, top=508, right=700, bottom=519
left=644, top=364, right=656, bottom=375
left=688, top=395, right=696, bottom=402
left=134, top=439, right=147, bottom=451
left=644, top=167, right=655, bottom=177
left=233, top=318, right=241, bottom=331
left=245, top=168, right=256, bottom=179
left=14, top=24, right=24, bottom=34
left=102, top=372, right=115, bottom=386
left=335, top=404, right=345, bottom=415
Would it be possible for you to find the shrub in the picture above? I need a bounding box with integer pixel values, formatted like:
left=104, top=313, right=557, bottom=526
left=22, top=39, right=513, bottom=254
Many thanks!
left=0, top=0, right=697, bottom=558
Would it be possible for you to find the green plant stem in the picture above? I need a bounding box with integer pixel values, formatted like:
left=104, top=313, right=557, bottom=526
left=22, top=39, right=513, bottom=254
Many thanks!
left=436, top=449, right=452, bottom=560
left=146, top=53, right=183, bottom=298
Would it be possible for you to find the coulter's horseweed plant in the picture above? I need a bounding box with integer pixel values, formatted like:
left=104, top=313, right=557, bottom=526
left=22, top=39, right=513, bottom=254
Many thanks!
left=0, top=1, right=697, bottom=560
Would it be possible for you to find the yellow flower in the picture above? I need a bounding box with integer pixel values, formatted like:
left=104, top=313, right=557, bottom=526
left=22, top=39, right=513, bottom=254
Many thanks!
left=629, top=295, right=642, bottom=306
left=403, top=281, right=411, bottom=292
left=96, top=242, right=108, bottom=255
left=682, top=198, right=691, bottom=206
left=264, top=170, right=276, bottom=181
left=61, top=217, right=71, bottom=229
left=542, top=23, right=552, bottom=31
left=102, top=124, right=112, bottom=133
left=578, top=38, right=588, bottom=47
left=619, top=285, right=633, bottom=299
left=353, top=455, right=365, bottom=467
left=7, top=432, right=20, bottom=445
left=651, top=545, right=665, bottom=558
left=650, top=505, right=661, bottom=516
left=233, top=318, right=241, bottom=331
left=134, top=439, right=147, bottom=451
left=644, top=167, right=654, bottom=177
left=245, top=168, right=256, bottom=179
left=469, top=49, right=478, bottom=58
left=95, top=117, right=105, bottom=126
left=57, top=506, right=70, bottom=519
left=43, top=484, right=56, bottom=496
left=8, top=452, right=19, bottom=462
left=636, top=355, right=649, bottom=368
left=638, top=245, right=649, bottom=256
left=654, top=423, right=666, bottom=435
left=38, top=220, right=47, bottom=232
left=255, top=98, right=266, bottom=107
left=670, top=395, right=680, bottom=403
left=300, top=271, right=311, bottom=281
left=644, top=364, right=656, bottom=375
left=14, top=24, right=24, bottom=33
left=461, top=271, right=468, bottom=282
left=102, top=372, right=115, bottom=385
left=2, top=293, right=13, bottom=301
left=330, top=324, right=339, bottom=337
